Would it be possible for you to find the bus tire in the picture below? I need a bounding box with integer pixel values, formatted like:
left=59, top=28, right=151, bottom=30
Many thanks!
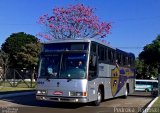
left=93, top=88, right=102, bottom=106
left=145, top=88, right=149, bottom=92
left=122, top=86, right=128, bottom=99
left=124, top=88, right=128, bottom=98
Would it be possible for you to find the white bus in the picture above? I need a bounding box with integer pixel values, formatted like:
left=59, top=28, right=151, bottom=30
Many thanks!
left=36, top=39, right=135, bottom=105
left=135, top=79, right=158, bottom=92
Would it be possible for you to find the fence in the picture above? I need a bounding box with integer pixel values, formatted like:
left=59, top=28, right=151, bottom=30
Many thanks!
left=0, top=68, right=37, bottom=89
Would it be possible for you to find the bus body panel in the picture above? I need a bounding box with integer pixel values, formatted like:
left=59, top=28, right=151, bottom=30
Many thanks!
left=98, top=63, right=135, bottom=98
left=36, top=79, right=88, bottom=102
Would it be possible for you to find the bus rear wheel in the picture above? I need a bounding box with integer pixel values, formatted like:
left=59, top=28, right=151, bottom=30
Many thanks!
left=93, top=88, right=102, bottom=106
left=122, top=85, right=128, bottom=99
left=123, top=88, right=128, bottom=99
left=145, top=88, right=149, bottom=92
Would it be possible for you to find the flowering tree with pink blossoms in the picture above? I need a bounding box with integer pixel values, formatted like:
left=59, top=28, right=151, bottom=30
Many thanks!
left=38, top=4, right=111, bottom=40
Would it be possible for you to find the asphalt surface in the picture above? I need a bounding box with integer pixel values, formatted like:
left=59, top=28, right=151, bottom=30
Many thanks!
left=0, top=92, right=153, bottom=113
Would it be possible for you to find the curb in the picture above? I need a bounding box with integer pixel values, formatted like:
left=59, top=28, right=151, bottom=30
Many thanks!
left=0, top=91, right=36, bottom=99
left=142, top=96, right=159, bottom=113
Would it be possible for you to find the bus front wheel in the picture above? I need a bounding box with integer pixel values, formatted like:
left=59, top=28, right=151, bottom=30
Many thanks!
left=93, top=88, right=102, bottom=106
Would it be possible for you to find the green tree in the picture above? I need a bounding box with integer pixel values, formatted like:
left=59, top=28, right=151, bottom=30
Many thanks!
left=135, top=58, right=157, bottom=79
left=0, top=50, right=9, bottom=80
left=139, top=35, right=160, bottom=78
left=140, top=35, right=160, bottom=65
left=135, top=58, right=144, bottom=79
left=1, top=32, right=41, bottom=69
left=16, top=43, right=41, bottom=86
left=16, top=43, right=41, bottom=68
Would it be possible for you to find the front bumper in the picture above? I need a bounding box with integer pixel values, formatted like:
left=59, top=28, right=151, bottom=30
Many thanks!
left=36, top=95, right=88, bottom=103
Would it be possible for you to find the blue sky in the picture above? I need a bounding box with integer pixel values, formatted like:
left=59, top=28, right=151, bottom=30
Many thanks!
left=0, top=0, right=160, bottom=57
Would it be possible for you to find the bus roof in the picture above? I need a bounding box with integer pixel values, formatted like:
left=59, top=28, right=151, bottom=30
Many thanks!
left=42, top=38, right=134, bottom=55
left=135, top=79, right=158, bottom=82
left=43, top=38, right=115, bottom=49
left=116, top=48, right=135, bottom=57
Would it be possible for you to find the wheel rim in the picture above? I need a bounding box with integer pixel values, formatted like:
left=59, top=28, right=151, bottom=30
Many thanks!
left=125, top=89, right=128, bottom=96
left=97, top=91, right=102, bottom=103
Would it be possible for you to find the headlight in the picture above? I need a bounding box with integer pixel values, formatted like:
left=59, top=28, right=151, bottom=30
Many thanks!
left=69, top=91, right=87, bottom=96
left=76, top=92, right=83, bottom=96
left=36, top=90, right=47, bottom=95
left=69, top=91, right=76, bottom=96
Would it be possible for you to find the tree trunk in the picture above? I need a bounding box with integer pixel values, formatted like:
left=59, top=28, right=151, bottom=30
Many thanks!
left=31, top=67, right=35, bottom=88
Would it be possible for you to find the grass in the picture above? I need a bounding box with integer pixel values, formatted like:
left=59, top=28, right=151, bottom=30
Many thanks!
left=148, top=96, right=160, bottom=113
left=0, top=81, right=36, bottom=87
left=0, top=81, right=36, bottom=92
left=0, top=87, right=35, bottom=92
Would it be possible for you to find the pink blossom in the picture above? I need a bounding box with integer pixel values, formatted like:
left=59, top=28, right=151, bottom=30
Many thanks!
left=38, top=4, right=111, bottom=40
left=49, top=24, right=54, bottom=28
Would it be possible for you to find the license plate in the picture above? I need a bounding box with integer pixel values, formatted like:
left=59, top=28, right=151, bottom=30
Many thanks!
left=54, top=91, right=63, bottom=95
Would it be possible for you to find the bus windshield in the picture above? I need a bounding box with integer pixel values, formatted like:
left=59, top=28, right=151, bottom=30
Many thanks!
left=40, top=54, right=60, bottom=78
left=39, top=53, right=87, bottom=79
left=60, top=53, right=87, bottom=79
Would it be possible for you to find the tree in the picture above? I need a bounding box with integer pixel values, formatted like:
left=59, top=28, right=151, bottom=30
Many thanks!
left=135, top=58, right=144, bottom=79
left=135, top=58, right=158, bottom=79
left=16, top=43, right=41, bottom=86
left=139, top=35, right=160, bottom=78
left=0, top=50, right=9, bottom=80
left=139, top=35, right=160, bottom=65
left=38, top=4, right=111, bottom=40
left=1, top=32, right=41, bottom=69
left=16, top=43, right=41, bottom=68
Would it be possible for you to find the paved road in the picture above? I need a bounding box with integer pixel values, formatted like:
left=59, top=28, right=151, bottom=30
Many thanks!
left=0, top=92, right=153, bottom=113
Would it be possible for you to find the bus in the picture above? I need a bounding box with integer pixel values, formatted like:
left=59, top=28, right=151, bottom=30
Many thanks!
left=36, top=38, right=135, bottom=106
left=135, top=79, right=158, bottom=92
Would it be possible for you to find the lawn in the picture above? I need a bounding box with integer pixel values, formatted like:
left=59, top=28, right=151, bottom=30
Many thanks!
left=148, top=96, right=160, bottom=113
left=0, top=81, right=36, bottom=92
left=0, top=87, right=35, bottom=92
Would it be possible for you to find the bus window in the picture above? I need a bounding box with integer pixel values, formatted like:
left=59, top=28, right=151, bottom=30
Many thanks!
left=89, top=54, right=97, bottom=80
left=105, top=48, right=108, bottom=62
left=147, top=82, right=152, bottom=86
left=111, top=50, right=115, bottom=63
left=140, top=81, right=146, bottom=85
left=98, top=45, right=105, bottom=61
left=131, top=57, right=135, bottom=67
left=71, top=44, right=85, bottom=50
left=136, top=81, right=141, bottom=84
left=60, top=53, right=87, bottom=79
left=153, top=82, right=158, bottom=88
left=116, top=53, right=122, bottom=65
left=91, top=43, right=96, bottom=53
left=108, top=49, right=112, bottom=63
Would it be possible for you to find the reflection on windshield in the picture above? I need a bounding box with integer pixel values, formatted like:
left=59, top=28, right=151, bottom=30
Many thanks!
left=40, top=55, right=60, bottom=78
left=39, top=53, right=87, bottom=79
left=60, top=53, right=87, bottom=79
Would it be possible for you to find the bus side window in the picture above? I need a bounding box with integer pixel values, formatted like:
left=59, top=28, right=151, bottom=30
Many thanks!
left=89, top=54, right=97, bottom=80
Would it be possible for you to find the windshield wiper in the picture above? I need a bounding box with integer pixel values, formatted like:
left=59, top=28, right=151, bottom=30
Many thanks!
left=67, top=77, right=72, bottom=82
left=66, top=74, right=72, bottom=82
left=46, top=75, right=51, bottom=82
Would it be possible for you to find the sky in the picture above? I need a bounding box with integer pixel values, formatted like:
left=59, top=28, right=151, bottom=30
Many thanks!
left=0, top=0, right=160, bottom=57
